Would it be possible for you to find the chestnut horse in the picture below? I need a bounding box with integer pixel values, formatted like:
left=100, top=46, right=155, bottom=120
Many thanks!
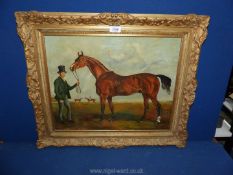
left=70, top=51, right=171, bottom=122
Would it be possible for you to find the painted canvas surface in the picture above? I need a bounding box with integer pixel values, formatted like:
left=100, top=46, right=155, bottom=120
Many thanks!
left=45, top=36, right=181, bottom=130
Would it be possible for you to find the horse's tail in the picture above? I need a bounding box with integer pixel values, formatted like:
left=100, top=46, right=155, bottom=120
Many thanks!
left=156, top=74, right=172, bottom=94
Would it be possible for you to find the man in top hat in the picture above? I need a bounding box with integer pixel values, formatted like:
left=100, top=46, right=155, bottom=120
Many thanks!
left=54, top=65, right=79, bottom=123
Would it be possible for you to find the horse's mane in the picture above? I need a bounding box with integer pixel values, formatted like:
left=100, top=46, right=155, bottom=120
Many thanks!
left=85, top=56, right=109, bottom=71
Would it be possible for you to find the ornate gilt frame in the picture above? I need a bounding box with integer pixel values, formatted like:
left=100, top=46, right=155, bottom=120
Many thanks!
left=15, top=12, right=209, bottom=148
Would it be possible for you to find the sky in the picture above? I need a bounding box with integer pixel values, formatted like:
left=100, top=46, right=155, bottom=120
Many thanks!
left=45, top=36, right=181, bottom=102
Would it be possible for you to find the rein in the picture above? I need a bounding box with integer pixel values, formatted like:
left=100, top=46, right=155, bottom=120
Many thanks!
left=72, top=70, right=81, bottom=94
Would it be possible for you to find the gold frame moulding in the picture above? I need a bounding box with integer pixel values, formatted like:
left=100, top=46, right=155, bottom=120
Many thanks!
left=15, top=12, right=210, bottom=148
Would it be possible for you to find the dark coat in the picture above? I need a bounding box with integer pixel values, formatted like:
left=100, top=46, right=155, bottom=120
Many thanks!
left=54, top=77, right=77, bottom=100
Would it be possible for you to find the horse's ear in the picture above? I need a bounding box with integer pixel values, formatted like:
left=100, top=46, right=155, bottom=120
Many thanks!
left=81, top=51, right=83, bottom=56
left=77, top=52, right=80, bottom=56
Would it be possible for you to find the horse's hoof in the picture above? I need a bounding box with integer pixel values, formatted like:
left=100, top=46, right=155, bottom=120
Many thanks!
left=60, top=121, right=65, bottom=124
left=137, top=119, right=143, bottom=123
left=137, top=116, right=145, bottom=123
left=109, top=119, right=113, bottom=124
left=156, top=116, right=161, bottom=123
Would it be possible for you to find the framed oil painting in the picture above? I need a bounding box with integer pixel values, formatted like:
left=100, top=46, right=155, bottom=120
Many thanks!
left=15, top=12, right=209, bottom=148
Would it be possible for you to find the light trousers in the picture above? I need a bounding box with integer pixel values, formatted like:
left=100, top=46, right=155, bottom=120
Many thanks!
left=57, top=97, right=72, bottom=121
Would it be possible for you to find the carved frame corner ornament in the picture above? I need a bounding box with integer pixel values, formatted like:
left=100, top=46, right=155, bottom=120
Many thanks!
left=15, top=11, right=210, bottom=148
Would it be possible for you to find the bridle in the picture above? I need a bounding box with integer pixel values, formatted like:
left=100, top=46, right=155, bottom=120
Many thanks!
left=71, top=68, right=81, bottom=94
left=71, top=51, right=83, bottom=93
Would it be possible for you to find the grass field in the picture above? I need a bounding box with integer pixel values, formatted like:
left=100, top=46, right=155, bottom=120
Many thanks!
left=52, top=101, right=173, bottom=130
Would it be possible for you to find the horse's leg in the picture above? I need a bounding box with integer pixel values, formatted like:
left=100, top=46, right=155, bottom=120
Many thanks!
left=100, top=95, right=107, bottom=121
left=151, top=98, right=161, bottom=123
left=107, top=96, right=114, bottom=120
left=139, top=94, right=149, bottom=122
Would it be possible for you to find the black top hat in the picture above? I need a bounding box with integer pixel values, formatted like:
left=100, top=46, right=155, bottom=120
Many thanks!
left=57, top=65, right=67, bottom=73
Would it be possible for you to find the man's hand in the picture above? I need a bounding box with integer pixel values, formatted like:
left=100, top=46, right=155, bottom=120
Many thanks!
left=76, top=80, right=80, bottom=86
left=59, top=100, right=64, bottom=103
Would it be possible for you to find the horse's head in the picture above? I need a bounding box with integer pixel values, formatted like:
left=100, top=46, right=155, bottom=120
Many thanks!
left=70, top=51, right=86, bottom=71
